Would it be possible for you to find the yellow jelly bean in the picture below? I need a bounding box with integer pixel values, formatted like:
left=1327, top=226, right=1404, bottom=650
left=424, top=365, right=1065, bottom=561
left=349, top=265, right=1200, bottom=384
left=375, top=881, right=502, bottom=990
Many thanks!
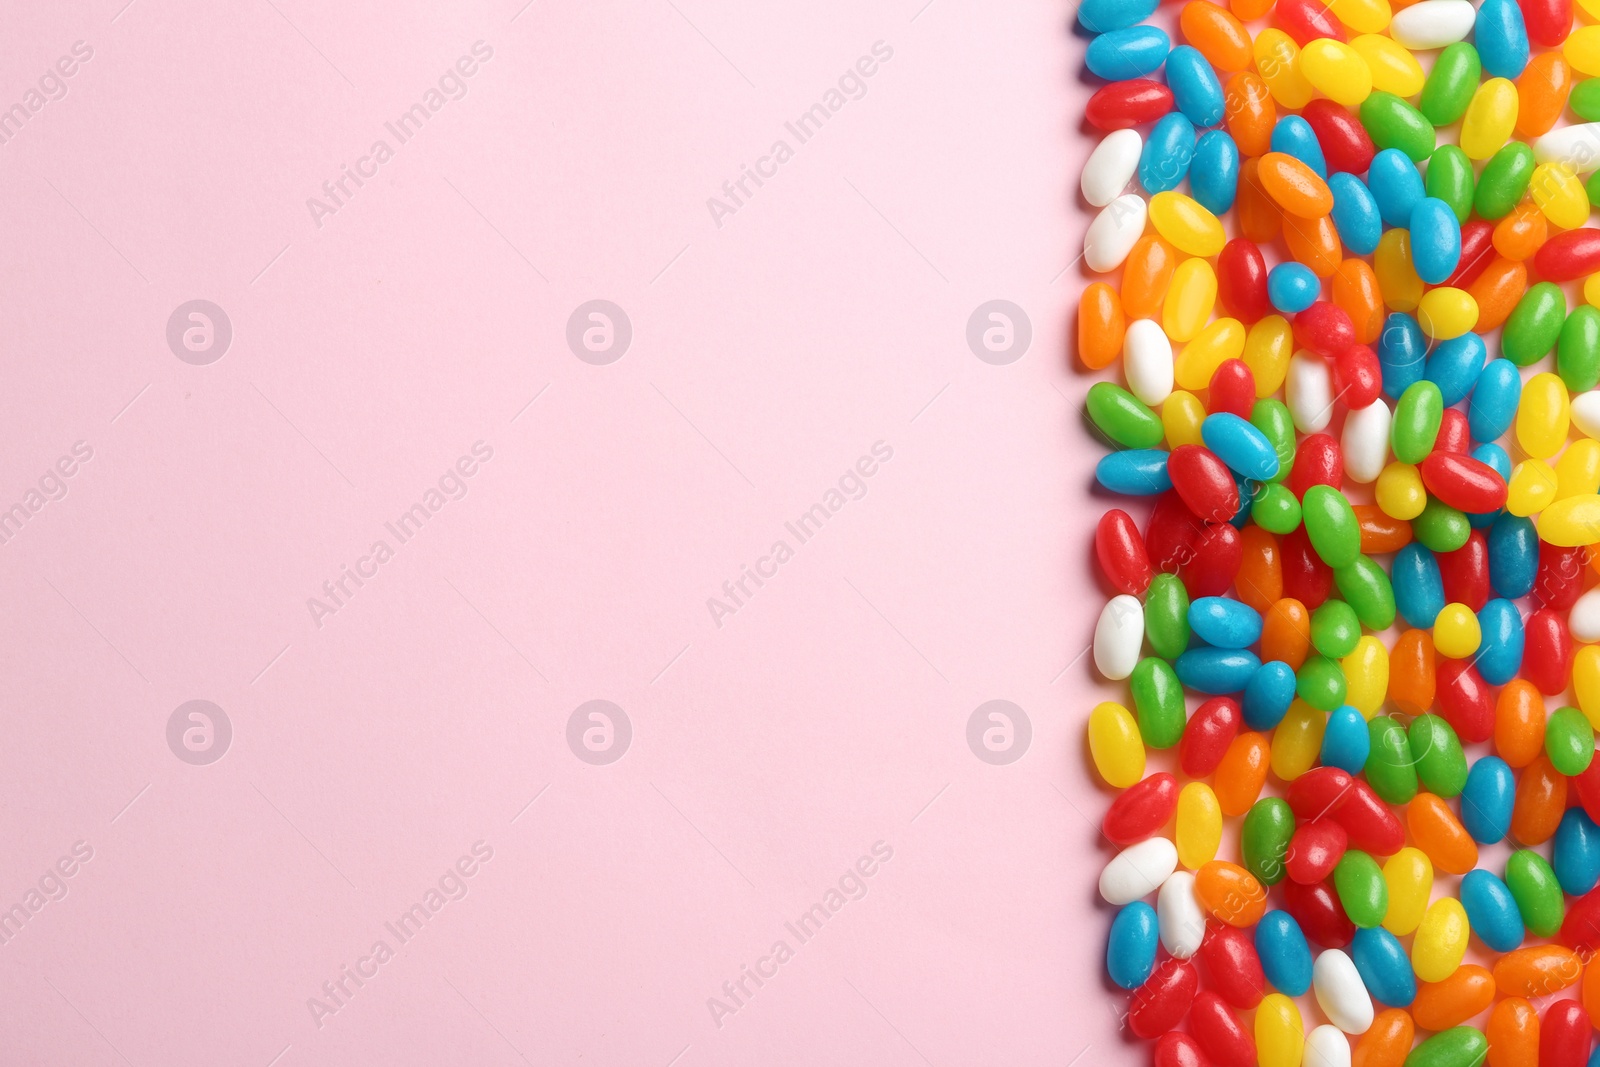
left=1163, top=391, right=1208, bottom=449
left=1460, top=78, right=1520, bottom=160
left=1271, top=699, right=1325, bottom=781
left=1176, top=782, right=1222, bottom=869
left=1576, top=647, right=1600, bottom=730
left=1256, top=994, right=1305, bottom=1067
left=1244, top=315, right=1294, bottom=395
left=1375, top=229, right=1423, bottom=312
left=1330, top=0, right=1392, bottom=33
left=1433, top=603, right=1482, bottom=659
left=1417, top=287, right=1478, bottom=339
left=1164, top=258, right=1218, bottom=343
left=1413, top=897, right=1470, bottom=983
left=1587, top=273, right=1600, bottom=311
left=1580, top=0, right=1600, bottom=22
left=1176, top=318, right=1247, bottom=390
left=1149, top=192, right=1226, bottom=257
left=1532, top=163, right=1590, bottom=230
left=1298, top=40, right=1373, bottom=105
left=1539, top=494, right=1600, bottom=547
left=1517, top=373, right=1571, bottom=459
left=1508, top=460, right=1559, bottom=516
left=1089, top=701, right=1144, bottom=787
left=1557, top=440, right=1600, bottom=500
left=1382, top=847, right=1434, bottom=936
left=1349, top=34, right=1420, bottom=95
left=1376, top=461, right=1428, bottom=520
left=1342, top=635, right=1389, bottom=719
left=1566, top=24, right=1600, bottom=76
left=1255, top=29, right=1315, bottom=109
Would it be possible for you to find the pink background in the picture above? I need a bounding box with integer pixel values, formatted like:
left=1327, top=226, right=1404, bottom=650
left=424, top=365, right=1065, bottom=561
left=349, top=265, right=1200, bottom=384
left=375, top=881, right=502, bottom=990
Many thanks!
left=0, top=0, right=1130, bottom=1063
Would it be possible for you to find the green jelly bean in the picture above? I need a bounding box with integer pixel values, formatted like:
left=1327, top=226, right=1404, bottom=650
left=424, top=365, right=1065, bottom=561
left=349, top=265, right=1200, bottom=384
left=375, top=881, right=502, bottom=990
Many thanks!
left=1425, top=145, right=1474, bottom=224
left=1253, top=482, right=1303, bottom=534
left=1574, top=78, right=1600, bottom=121
left=1412, top=496, right=1472, bottom=553
left=1334, top=556, right=1397, bottom=631
left=1504, top=282, right=1567, bottom=367
left=1251, top=399, right=1296, bottom=483
left=1587, top=168, right=1600, bottom=211
left=1310, top=599, right=1361, bottom=659
left=1241, top=797, right=1294, bottom=887
left=1559, top=306, right=1600, bottom=393
left=1131, top=657, right=1184, bottom=749
left=1144, top=573, right=1190, bottom=661
left=1408, top=713, right=1468, bottom=798
left=1392, top=381, right=1444, bottom=463
left=1367, top=715, right=1420, bottom=804
left=1360, top=92, right=1436, bottom=161
left=1506, top=849, right=1564, bottom=937
left=1087, top=382, right=1163, bottom=449
left=1302, top=485, right=1361, bottom=568
left=1406, top=1027, right=1488, bottom=1067
left=1333, top=850, right=1388, bottom=929
left=1297, top=654, right=1347, bottom=712
left=1474, top=143, right=1535, bottom=220
left=1546, top=706, right=1596, bottom=776
left=1418, top=43, right=1481, bottom=127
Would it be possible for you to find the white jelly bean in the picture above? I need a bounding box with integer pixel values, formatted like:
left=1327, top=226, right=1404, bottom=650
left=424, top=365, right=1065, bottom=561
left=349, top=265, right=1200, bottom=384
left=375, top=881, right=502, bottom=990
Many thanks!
left=1124, top=319, right=1174, bottom=406
left=1533, top=123, right=1600, bottom=173
left=1572, top=588, right=1600, bottom=643
left=1094, top=594, right=1144, bottom=680
left=1286, top=351, right=1334, bottom=433
left=1304, top=1024, right=1353, bottom=1067
left=1573, top=392, right=1600, bottom=440
left=1312, top=950, right=1374, bottom=1035
left=1082, top=129, right=1142, bottom=208
left=1388, top=0, right=1475, bottom=48
left=1084, top=194, right=1147, bottom=273
left=1341, top=399, right=1392, bottom=483
left=1099, top=836, right=1179, bottom=905
left=1156, top=870, right=1205, bottom=959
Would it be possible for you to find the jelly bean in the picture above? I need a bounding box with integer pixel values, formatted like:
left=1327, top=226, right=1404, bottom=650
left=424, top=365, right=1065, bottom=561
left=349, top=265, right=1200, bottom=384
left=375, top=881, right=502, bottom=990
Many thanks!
left=1278, top=0, right=1349, bottom=43
left=1257, top=994, right=1305, bottom=1067
left=1411, top=965, right=1493, bottom=1030
left=1300, top=40, right=1373, bottom=107
left=1290, top=433, right=1345, bottom=498
left=1301, top=487, right=1359, bottom=569
left=1513, top=754, right=1568, bottom=845
left=1257, top=910, right=1315, bottom=996
left=1533, top=163, right=1591, bottom=228
left=1408, top=1028, right=1489, bottom=1067
left=1319, top=704, right=1369, bottom=772
left=1437, top=533, right=1488, bottom=609
left=1434, top=409, right=1471, bottom=455
left=1458, top=758, right=1515, bottom=847
left=1420, top=43, right=1482, bottom=126
left=1175, top=783, right=1223, bottom=870
left=1546, top=705, right=1595, bottom=775
left=1310, top=1025, right=1355, bottom=1067
left=1104, top=772, right=1180, bottom=846
left=1366, top=717, right=1419, bottom=804
left=1477, top=0, right=1531, bottom=78
left=1438, top=659, right=1494, bottom=743
left=1097, top=449, right=1173, bottom=496
left=1362, top=91, right=1436, bottom=161
left=1351, top=926, right=1414, bottom=1007
left=1095, top=595, right=1143, bottom=680
left=1083, top=129, right=1142, bottom=209
left=1169, top=445, right=1238, bottom=522
left=1244, top=659, right=1298, bottom=729
left=1255, top=483, right=1304, bottom=533
left=1356, top=1009, right=1414, bottom=1067
left=1416, top=287, right=1478, bottom=340
left=1524, top=0, right=1573, bottom=47
left=1578, top=649, right=1600, bottom=728
left=1569, top=24, right=1600, bottom=75
left=1088, top=79, right=1176, bottom=130
left=1236, top=527, right=1283, bottom=616
left=1167, top=46, right=1226, bottom=128
left=1314, top=948, right=1376, bottom=1034
left=1108, top=901, right=1160, bottom=989
left=1408, top=198, right=1463, bottom=284
left=1079, top=0, right=1161, bottom=32
left=1477, top=143, right=1537, bottom=218
left=1201, top=924, right=1267, bottom=1010
left=1215, top=731, right=1270, bottom=815
left=1338, top=405, right=1388, bottom=490
left=1393, top=545, right=1445, bottom=628
left=1563, top=885, right=1600, bottom=954
left=1413, top=498, right=1472, bottom=554
left=1312, top=601, right=1360, bottom=661
left=1410, top=713, right=1468, bottom=797
left=1270, top=120, right=1327, bottom=176
left=1132, top=657, right=1187, bottom=746
left=1188, top=597, right=1262, bottom=649
left=1523, top=608, right=1575, bottom=695
left=1287, top=352, right=1335, bottom=434
left=1376, top=230, right=1425, bottom=312
left=1495, top=204, right=1547, bottom=261
left=1350, top=36, right=1422, bottom=97
left=1515, top=373, right=1570, bottom=460
left=1087, top=383, right=1163, bottom=448
left=1488, top=514, right=1538, bottom=598
left=1540, top=1001, right=1590, bottom=1067
left=1460, top=869, right=1525, bottom=954
left=1160, top=870, right=1207, bottom=958
left=1576, top=590, right=1600, bottom=645
left=1431, top=151, right=1478, bottom=229
left=1296, top=654, right=1347, bottom=712
left=1422, top=335, right=1484, bottom=409
left=1433, top=603, right=1482, bottom=658
left=1087, top=26, right=1172, bottom=80
left=1410, top=793, right=1478, bottom=874
left=1156, top=1032, right=1209, bottom=1067
left=1368, top=150, right=1426, bottom=230
left=1079, top=284, right=1127, bottom=372
left=1089, top=701, right=1145, bottom=787
left=1243, top=797, right=1295, bottom=886
left=1145, top=574, right=1189, bottom=660
left=1224, top=72, right=1275, bottom=157
left=1101, top=837, right=1180, bottom=905
left=1412, top=897, right=1470, bottom=982
left=1335, top=264, right=1385, bottom=346
left=1274, top=698, right=1330, bottom=780
left=1085, top=193, right=1149, bottom=273
left=1461, top=78, right=1520, bottom=162
left=1270, top=263, right=1322, bottom=314
left=1121, top=236, right=1177, bottom=320
left=1218, top=239, right=1270, bottom=324
left=1128, top=957, right=1199, bottom=1038
left=1390, top=0, right=1477, bottom=49
left=1469, top=256, right=1528, bottom=332
left=1377, top=848, right=1431, bottom=937
left=1496, top=680, right=1547, bottom=769
left=1284, top=878, right=1357, bottom=948
left=1239, top=158, right=1285, bottom=242
left=1182, top=1, right=1253, bottom=71
left=1559, top=309, right=1600, bottom=395
left=1391, top=381, right=1442, bottom=463
left=1506, top=849, right=1564, bottom=936
left=1335, top=850, right=1388, bottom=930
left=1469, top=359, right=1521, bottom=443
left=1477, top=599, right=1526, bottom=685
left=1195, top=860, right=1268, bottom=927
left=1304, top=100, right=1378, bottom=178
left=1555, top=809, right=1600, bottom=895
left=1140, top=113, right=1198, bottom=196
left=1487, top=999, right=1539, bottom=1067
left=1288, top=818, right=1349, bottom=884
left=1179, top=698, right=1240, bottom=780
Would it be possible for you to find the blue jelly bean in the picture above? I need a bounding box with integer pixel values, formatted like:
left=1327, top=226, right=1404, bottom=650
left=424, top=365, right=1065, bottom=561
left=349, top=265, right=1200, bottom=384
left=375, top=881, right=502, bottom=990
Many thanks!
left=1476, top=0, right=1530, bottom=79
left=1556, top=809, right=1600, bottom=896
left=1189, top=597, right=1264, bottom=648
left=1268, top=263, right=1321, bottom=315
left=1078, top=0, right=1160, bottom=33
left=1087, top=26, right=1171, bottom=80
left=1425, top=334, right=1487, bottom=407
left=1470, top=359, right=1522, bottom=444
left=1378, top=313, right=1426, bottom=399
left=1096, top=450, right=1172, bottom=495
left=1202, top=412, right=1280, bottom=481
left=1369, top=148, right=1426, bottom=229
left=1460, top=756, right=1514, bottom=844
left=1255, top=910, right=1313, bottom=997
left=1140, top=112, right=1196, bottom=194
left=1175, top=648, right=1261, bottom=693
left=1460, top=869, right=1524, bottom=952
left=1191, top=130, right=1240, bottom=215
left=1489, top=513, right=1538, bottom=598
left=1243, top=660, right=1296, bottom=730
left=1321, top=706, right=1370, bottom=774
left=1107, top=901, right=1159, bottom=989
left=1351, top=927, right=1416, bottom=1007
left=1271, top=115, right=1328, bottom=177
left=1475, top=598, right=1524, bottom=684
left=1328, top=173, right=1382, bottom=256
left=1230, top=473, right=1256, bottom=528
left=1468, top=443, right=1512, bottom=529
left=1587, top=1044, right=1600, bottom=1067
left=1166, top=46, right=1224, bottom=127
left=1393, top=543, right=1446, bottom=628
left=1409, top=198, right=1462, bottom=285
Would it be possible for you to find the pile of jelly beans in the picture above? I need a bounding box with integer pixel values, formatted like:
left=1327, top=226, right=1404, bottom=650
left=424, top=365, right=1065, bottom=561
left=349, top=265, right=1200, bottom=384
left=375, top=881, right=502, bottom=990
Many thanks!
left=1080, top=0, right=1600, bottom=1064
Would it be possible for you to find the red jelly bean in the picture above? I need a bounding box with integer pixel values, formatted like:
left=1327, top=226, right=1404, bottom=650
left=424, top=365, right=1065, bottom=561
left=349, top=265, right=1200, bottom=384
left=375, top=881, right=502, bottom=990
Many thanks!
left=1098, top=509, right=1155, bottom=595
left=1208, top=360, right=1257, bottom=420
left=1287, top=766, right=1353, bottom=820
left=1302, top=101, right=1375, bottom=176
left=1286, top=819, right=1349, bottom=884
left=1562, top=884, right=1600, bottom=954
left=1103, top=772, right=1179, bottom=844
left=1444, top=220, right=1496, bottom=289
left=1535, top=543, right=1585, bottom=610
left=1087, top=79, right=1175, bottom=130
left=1541, top=998, right=1591, bottom=1067
left=1190, top=992, right=1256, bottom=1067
left=1217, top=239, right=1270, bottom=324
left=1332, top=345, right=1382, bottom=409
left=1436, top=531, right=1489, bottom=611
left=1170, top=446, right=1241, bottom=524
left=1147, top=491, right=1206, bottom=573
left=1155, top=1032, right=1212, bottom=1067
left=1331, top=780, right=1405, bottom=856
left=1276, top=0, right=1346, bottom=43
left=1574, top=761, right=1600, bottom=827
left=1129, top=958, right=1198, bottom=1039
left=1198, top=926, right=1267, bottom=1010
left=1438, top=659, right=1494, bottom=743
left=1288, top=434, right=1344, bottom=498
left=1535, top=228, right=1600, bottom=282
left=1521, top=0, right=1573, bottom=46
left=1281, top=527, right=1333, bottom=608
left=1181, top=697, right=1242, bottom=778
left=1419, top=451, right=1508, bottom=512
left=1293, top=302, right=1356, bottom=359
left=1433, top=409, right=1472, bottom=454
left=1524, top=608, right=1574, bottom=696
left=1281, top=878, right=1355, bottom=948
left=1180, top=522, right=1244, bottom=597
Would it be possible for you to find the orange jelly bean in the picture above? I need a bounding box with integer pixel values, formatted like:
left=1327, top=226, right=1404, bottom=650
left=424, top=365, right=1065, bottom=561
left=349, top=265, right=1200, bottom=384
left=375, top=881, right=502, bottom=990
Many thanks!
left=1079, top=283, right=1125, bottom=371
left=1495, top=680, right=1547, bottom=768
left=1515, top=53, right=1572, bottom=138
left=1334, top=259, right=1385, bottom=344
left=1408, top=793, right=1479, bottom=875
left=1511, top=754, right=1567, bottom=845
left=1284, top=213, right=1342, bottom=278
left=1224, top=72, right=1275, bottom=157
left=1180, top=1, right=1253, bottom=71
left=1231, top=0, right=1274, bottom=23
left=1355, top=1009, right=1415, bottom=1067
left=1411, top=965, right=1495, bottom=1031
left=1486, top=997, right=1539, bottom=1067
left=1493, top=205, right=1548, bottom=261
left=1215, top=731, right=1270, bottom=816
left=1355, top=504, right=1413, bottom=554
left=1258, top=152, right=1335, bottom=217
left=1493, top=946, right=1582, bottom=998
left=1121, top=236, right=1177, bottom=321
left=1389, top=629, right=1436, bottom=716
left=1193, top=860, right=1268, bottom=927
left=1469, top=256, right=1528, bottom=333
left=1583, top=957, right=1600, bottom=1021
left=1236, top=527, right=1283, bottom=614
left=1261, top=598, right=1312, bottom=670
left=1238, top=159, right=1283, bottom=243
